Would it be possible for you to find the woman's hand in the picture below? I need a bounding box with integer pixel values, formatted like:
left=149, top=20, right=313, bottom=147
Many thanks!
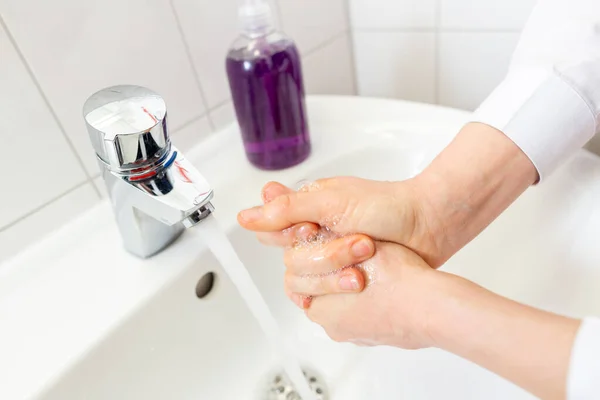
left=293, top=240, right=442, bottom=349
left=238, top=123, right=539, bottom=269
left=282, top=235, right=580, bottom=400
left=238, top=178, right=447, bottom=267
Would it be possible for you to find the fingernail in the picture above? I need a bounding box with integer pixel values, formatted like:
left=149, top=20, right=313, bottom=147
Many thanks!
left=261, top=183, right=279, bottom=203
left=261, top=190, right=272, bottom=203
left=302, top=296, right=313, bottom=309
left=239, top=206, right=263, bottom=222
left=339, top=274, right=360, bottom=291
left=351, top=239, right=372, bottom=258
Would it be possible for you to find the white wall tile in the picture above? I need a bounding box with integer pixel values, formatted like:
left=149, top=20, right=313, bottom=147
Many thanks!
left=171, top=0, right=239, bottom=110
left=278, top=0, right=348, bottom=54
left=171, top=116, right=213, bottom=153
left=439, top=32, right=520, bottom=111
left=0, top=0, right=353, bottom=257
left=354, top=32, right=436, bottom=103
left=1, top=0, right=206, bottom=174
left=440, top=0, right=538, bottom=30
left=350, top=0, right=436, bottom=29
left=303, top=34, right=356, bottom=96
left=0, top=25, right=87, bottom=228
left=210, top=101, right=237, bottom=131
left=0, top=184, right=99, bottom=264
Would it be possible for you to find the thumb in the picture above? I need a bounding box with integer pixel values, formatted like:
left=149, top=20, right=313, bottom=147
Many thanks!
left=261, top=181, right=294, bottom=204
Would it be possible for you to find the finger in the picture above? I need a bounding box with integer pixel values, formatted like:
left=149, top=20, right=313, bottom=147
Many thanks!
left=285, top=267, right=365, bottom=296
left=262, top=181, right=294, bottom=204
left=256, top=222, right=320, bottom=247
left=285, top=284, right=313, bottom=309
left=238, top=190, right=343, bottom=232
left=283, top=234, right=375, bottom=276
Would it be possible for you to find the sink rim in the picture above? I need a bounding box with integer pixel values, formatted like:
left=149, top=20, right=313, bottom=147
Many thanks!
left=6, top=95, right=590, bottom=399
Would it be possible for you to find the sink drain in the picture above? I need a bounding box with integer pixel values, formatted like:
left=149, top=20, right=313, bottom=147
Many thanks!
left=263, top=367, right=329, bottom=400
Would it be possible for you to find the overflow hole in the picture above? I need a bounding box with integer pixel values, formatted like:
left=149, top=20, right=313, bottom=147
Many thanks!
left=195, top=272, right=216, bottom=299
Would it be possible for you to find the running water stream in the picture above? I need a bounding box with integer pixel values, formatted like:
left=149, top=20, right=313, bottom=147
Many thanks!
left=197, top=216, right=316, bottom=400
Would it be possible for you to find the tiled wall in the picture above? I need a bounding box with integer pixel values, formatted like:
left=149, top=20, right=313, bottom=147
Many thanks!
left=349, top=0, right=538, bottom=110
left=349, top=0, right=600, bottom=163
left=0, top=0, right=355, bottom=263
left=4, top=0, right=600, bottom=263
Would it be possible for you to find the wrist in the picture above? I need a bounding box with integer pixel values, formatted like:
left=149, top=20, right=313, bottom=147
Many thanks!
left=421, top=271, right=480, bottom=349
left=407, top=123, right=537, bottom=266
left=389, top=178, right=449, bottom=267
left=426, top=271, right=581, bottom=400
left=401, top=175, right=453, bottom=268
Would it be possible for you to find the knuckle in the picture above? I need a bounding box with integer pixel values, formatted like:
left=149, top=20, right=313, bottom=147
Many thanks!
left=273, top=193, right=292, bottom=210
left=323, top=241, right=342, bottom=260
left=314, top=276, right=329, bottom=294
left=324, top=242, right=349, bottom=267
left=299, top=276, right=321, bottom=296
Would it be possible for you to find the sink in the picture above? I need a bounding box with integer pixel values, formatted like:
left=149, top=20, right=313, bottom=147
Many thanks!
left=2, top=96, right=600, bottom=399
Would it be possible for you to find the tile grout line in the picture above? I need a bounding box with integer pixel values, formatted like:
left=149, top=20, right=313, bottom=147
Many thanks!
left=434, top=0, right=441, bottom=104
left=0, top=180, right=92, bottom=233
left=171, top=95, right=234, bottom=135
left=209, top=98, right=232, bottom=113
left=342, top=0, right=359, bottom=95
left=168, top=0, right=216, bottom=131
left=0, top=13, right=102, bottom=199
left=171, top=113, right=210, bottom=134
left=303, top=30, right=348, bottom=59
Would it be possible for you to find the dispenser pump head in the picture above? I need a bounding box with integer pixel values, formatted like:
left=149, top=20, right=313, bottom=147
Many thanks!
left=239, top=0, right=275, bottom=34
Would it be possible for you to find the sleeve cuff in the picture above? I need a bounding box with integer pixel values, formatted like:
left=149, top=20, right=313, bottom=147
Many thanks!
left=472, top=70, right=597, bottom=182
left=568, top=317, right=600, bottom=400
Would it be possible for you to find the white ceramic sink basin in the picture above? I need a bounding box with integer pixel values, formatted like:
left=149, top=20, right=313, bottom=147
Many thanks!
left=2, top=96, right=600, bottom=399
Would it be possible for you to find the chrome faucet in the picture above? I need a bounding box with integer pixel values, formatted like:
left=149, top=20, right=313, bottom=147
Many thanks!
left=83, top=85, right=214, bottom=258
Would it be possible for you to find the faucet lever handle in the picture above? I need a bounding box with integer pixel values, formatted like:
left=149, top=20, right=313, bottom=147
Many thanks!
left=83, top=85, right=170, bottom=171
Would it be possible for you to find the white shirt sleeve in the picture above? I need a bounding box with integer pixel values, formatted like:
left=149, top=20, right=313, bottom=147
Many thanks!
left=568, top=318, right=600, bottom=399
left=473, top=3, right=600, bottom=397
left=472, top=0, right=600, bottom=181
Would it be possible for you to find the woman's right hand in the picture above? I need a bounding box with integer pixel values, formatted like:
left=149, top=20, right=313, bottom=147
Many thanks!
left=239, top=123, right=539, bottom=270
left=238, top=177, right=449, bottom=268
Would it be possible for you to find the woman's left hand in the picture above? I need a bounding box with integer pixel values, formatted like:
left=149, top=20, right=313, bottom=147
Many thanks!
left=287, top=239, right=443, bottom=349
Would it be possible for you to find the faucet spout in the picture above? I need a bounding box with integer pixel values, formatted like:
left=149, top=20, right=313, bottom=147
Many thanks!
left=83, top=85, right=214, bottom=258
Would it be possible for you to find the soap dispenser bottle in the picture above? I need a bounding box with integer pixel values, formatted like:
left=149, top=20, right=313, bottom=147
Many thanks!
left=226, top=0, right=311, bottom=170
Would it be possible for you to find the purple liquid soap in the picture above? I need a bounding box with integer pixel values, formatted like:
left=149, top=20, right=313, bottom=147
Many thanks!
left=226, top=40, right=311, bottom=170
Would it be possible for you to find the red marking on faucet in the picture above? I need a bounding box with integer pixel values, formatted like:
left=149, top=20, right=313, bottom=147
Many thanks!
left=175, top=161, right=193, bottom=183
left=141, top=107, right=158, bottom=124
left=129, top=170, right=157, bottom=181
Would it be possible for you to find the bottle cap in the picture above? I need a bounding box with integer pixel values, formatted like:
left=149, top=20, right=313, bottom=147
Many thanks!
left=239, top=0, right=274, bottom=34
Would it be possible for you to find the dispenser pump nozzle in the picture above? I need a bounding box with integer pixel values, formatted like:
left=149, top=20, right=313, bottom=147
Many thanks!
left=239, top=0, right=274, bottom=34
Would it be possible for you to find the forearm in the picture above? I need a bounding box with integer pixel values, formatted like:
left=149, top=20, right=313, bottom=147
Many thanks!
left=429, top=272, right=581, bottom=400
left=411, top=122, right=538, bottom=266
